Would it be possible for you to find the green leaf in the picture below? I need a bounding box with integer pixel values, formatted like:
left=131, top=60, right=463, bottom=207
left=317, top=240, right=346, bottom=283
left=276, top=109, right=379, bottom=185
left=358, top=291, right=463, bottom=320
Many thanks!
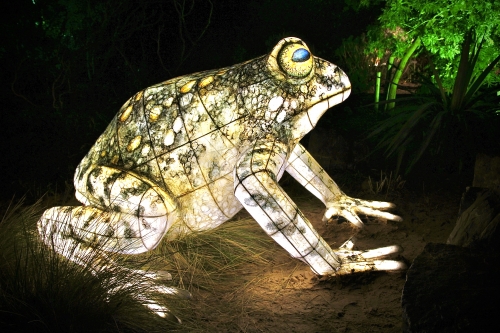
left=411, top=109, right=446, bottom=167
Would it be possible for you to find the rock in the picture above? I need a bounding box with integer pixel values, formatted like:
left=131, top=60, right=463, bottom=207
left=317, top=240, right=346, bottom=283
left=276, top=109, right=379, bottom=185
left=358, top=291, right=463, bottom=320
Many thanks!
left=401, top=243, right=500, bottom=333
left=402, top=154, right=500, bottom=332
left=447, top=187, right=500, bottom=249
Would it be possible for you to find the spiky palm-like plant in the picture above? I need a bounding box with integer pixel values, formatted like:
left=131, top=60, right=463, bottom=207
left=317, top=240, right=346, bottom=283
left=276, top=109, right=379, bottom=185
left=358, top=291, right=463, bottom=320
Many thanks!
left=370, top=29, right=500, bottom=174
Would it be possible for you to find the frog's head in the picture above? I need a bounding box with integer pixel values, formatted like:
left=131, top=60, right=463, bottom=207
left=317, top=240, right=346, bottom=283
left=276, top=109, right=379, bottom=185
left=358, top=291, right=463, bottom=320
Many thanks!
left=265, top=37, right=351, bottom=140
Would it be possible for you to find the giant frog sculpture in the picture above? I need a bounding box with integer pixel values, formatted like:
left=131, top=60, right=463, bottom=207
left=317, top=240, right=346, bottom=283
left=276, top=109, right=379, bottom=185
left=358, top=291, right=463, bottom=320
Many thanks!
left=39, top=37, right=405, bottom=313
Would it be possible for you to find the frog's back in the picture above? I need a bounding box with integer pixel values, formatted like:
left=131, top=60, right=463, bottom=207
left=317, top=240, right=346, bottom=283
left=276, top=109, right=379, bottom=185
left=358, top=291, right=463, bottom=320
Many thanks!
left=77, top=56, right=271, bottom=197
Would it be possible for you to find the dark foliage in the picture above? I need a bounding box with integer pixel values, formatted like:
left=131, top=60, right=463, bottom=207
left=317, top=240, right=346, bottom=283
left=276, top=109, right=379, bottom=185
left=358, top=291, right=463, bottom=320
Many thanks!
left=369, top=30, right=500, bottom=175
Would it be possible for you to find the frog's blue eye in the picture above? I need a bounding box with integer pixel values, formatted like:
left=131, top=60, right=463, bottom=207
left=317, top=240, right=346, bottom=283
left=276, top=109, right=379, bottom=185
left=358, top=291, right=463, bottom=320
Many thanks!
left=277, top=42, right=314, bottom=78
left=292, top=48, right=310, bottom=62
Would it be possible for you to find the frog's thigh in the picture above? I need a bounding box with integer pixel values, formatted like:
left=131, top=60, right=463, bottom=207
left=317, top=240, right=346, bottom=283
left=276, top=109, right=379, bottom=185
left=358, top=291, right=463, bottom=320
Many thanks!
left=39, top=204, right=175, bottom=256
left=41, top=167, right=178, bottom=255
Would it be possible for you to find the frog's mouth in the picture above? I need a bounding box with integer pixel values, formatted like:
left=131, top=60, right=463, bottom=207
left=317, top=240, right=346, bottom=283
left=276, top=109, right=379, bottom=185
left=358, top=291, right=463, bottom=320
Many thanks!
left=306, top=82, right=351, bottom=129
left=291, top=83, right=351, bottom=141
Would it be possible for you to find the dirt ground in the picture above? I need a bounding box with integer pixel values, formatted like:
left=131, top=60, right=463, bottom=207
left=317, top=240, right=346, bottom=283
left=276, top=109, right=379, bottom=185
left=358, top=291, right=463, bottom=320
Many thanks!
left=185, top=179, right=461, bottom=332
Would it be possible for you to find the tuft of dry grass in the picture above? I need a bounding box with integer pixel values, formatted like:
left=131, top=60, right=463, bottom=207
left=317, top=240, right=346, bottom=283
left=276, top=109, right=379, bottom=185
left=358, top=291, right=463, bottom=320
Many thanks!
left=151, top=216, right=274, bottom=293
left=367, top=171, right=406, bottom=198
left=0, top=194, right=276, bottom=332
left=0, top=198, right=185, bottom=332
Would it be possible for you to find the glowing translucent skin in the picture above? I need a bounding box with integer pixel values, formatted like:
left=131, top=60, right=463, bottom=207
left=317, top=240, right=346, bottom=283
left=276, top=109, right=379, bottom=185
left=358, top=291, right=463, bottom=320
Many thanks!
left=38, top=37, right=404, bottom=278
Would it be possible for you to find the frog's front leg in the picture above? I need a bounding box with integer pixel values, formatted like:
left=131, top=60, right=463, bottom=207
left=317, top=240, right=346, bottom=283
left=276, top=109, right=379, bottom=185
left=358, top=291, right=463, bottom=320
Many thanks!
left=235, top=141, right=339, bottom=274
left=286, top=143, right=402, bottom=228
left=234, top=141, right=404, bottom=276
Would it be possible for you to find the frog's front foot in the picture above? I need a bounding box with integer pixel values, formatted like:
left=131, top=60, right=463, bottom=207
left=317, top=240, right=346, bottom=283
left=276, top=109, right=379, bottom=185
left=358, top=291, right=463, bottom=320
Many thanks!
left=134, top=274, right=191, bottom=321
left=140, top=282, right=191, bottom=321
left=139, top=297, right=182, bottom=323
left=109, top=267, right=191, bottom=320
left=323, top=194, right=402, bottom=228
left=330, top=238, right=406, bottom=276
left=134, top=269, right=192, bottom=298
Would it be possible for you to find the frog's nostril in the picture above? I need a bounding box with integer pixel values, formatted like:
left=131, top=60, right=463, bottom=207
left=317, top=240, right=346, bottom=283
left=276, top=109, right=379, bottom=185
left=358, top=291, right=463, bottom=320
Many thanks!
left=292, top=48, right=310, bottom=62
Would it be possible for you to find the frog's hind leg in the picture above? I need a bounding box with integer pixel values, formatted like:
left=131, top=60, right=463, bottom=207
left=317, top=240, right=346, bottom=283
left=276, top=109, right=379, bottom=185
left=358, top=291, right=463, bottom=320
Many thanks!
left=38, top=165, right=181, bottom=262
left=38, top=201, right=187, bottom=318
left=39, top=206, right=141, bottom=267
left=38, top=166, right=186, bottom=316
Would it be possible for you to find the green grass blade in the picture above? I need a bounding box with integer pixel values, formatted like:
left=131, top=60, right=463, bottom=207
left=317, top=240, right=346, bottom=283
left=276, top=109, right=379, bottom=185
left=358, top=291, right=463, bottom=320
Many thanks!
left=410, top=110, right=447, bottom=168
left=450, top=30, right=474, bottom=112
left=384, top=102, right=436, bottom=157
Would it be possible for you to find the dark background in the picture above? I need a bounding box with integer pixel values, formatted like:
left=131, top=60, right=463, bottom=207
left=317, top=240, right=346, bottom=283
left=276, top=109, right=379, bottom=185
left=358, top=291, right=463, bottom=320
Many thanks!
left=1, top=0, right=385, bottom=201
left=9, top=0, right=495, bottom=202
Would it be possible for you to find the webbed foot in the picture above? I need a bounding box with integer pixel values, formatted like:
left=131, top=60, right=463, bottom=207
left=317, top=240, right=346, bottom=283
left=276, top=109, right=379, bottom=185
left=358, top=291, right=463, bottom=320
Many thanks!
left=331, top=238, right=406, bottom=276
left=323, top=195, right=402, bottom=228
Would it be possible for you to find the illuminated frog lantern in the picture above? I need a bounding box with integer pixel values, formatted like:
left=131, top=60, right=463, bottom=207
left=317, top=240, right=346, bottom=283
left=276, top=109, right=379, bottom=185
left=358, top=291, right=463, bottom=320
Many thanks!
left=39, top=37, right=404, bottom=288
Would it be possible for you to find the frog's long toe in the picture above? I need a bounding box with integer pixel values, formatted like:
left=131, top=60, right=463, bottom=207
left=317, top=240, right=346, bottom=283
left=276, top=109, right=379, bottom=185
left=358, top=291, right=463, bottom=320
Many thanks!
left=334, top=259, right=406, bottom=275
left=131, top=269, right=172, bottom=282
left=136, top=281, right=191, bottom=320
left=356, top=199, right=403, bottom=222
left=125, top=270, right=192, bottom=298
left=336, top=237, right=403, bottom=259
left=356, top=206, right=403, bottom=222
left=333, top=238, right=406, bottom=275
left=357, top=245, right=403, bottom=259
left=141, top=299, right=182, bottom=322
left=152, top=284, right=192, bottom=299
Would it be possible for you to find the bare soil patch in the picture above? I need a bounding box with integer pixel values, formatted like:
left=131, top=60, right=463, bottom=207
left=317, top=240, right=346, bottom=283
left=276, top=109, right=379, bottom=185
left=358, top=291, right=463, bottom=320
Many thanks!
left=182, top=184, right=460, bottom=332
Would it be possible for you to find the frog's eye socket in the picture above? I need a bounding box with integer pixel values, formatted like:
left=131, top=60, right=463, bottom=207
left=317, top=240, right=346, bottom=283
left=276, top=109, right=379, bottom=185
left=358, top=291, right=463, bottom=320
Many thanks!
left=278, top=43, right=314, bottom=78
